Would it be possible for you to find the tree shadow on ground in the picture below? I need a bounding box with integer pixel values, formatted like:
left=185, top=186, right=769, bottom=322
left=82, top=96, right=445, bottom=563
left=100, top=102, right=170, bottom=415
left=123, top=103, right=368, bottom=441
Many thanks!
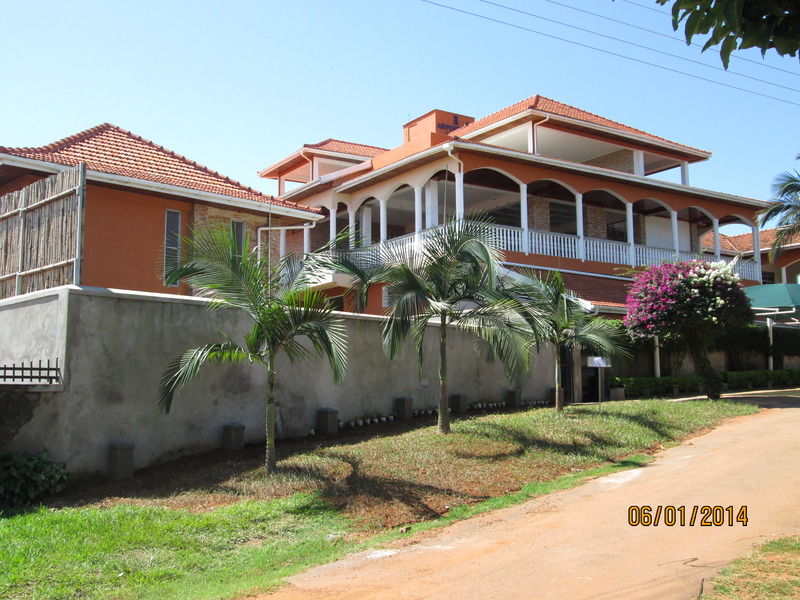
left=455, top=421, right=621, bottom=464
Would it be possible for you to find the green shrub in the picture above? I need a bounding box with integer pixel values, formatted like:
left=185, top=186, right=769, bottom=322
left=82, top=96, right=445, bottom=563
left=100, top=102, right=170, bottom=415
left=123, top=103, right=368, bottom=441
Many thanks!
left=0, top=451, right=68, bottom=509
left=616, top=368, right=800, bottom=398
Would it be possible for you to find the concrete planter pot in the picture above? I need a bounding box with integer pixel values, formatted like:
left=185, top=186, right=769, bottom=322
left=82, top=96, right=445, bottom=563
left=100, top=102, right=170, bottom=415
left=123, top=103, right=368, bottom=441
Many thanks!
left=609, top=387, right=625, bottom=401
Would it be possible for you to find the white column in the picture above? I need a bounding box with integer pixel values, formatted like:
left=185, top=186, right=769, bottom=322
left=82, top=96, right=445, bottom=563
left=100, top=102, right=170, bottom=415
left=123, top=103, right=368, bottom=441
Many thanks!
left=520, top=183, right=529, bottom=253
left=712, top=217, right=721, bottom=259
left=781, top=266, right=788, bottom=283
left=329, top=202, right=337, bottom=243
left=575, top=193, right=585, bottom=260
left=278, top=177, right=285, bottom=196
left=680, top=161, right=690, bottom=186
left=527, top=121, right=535, bottom=154
left=654, top=336, right=661, bottom=378
left=425, top=181, right=439, bottom=228
left=633, top=150, right=645, bottom=176
left=279, top=229, right=287, bottom=258
left=379, top=199, right=388, bottom=242
left=361, top=205, right=373, bottom=246
left=752, top=223, right=762, bottom=281
left=348, top=209, right=357, bottom=249
left=414, top=186, right=423, bottom=233
left=455, top=172, right=465, bottom=220
left=626, top=202, right=635, bottom=266
left=670, top=210, right=680, bottom=256
left=303, top=226, right=311, bottom=254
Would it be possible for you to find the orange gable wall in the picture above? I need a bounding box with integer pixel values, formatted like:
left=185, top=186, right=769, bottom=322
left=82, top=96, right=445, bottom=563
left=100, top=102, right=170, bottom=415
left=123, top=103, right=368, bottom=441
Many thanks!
left=81, top=184, right=192, bottom=294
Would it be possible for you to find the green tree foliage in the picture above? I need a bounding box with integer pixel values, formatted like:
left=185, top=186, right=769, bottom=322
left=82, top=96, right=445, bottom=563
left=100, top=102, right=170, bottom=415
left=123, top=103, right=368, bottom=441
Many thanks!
left=502, top=270, right=631, bottom=411
left=158, top=226, right=347, bottom=474
left=625, top=260, right=752, bottom=399
left=760, top=153, right=800, bottom=258
left=656, top=0, right=800, bottom=68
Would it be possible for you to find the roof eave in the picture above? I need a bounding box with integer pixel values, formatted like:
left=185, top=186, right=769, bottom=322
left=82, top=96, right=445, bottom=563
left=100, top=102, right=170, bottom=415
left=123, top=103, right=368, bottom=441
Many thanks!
left=457, top=108, right=710, bottom=161
left=0, top=154, right=322, bottom=221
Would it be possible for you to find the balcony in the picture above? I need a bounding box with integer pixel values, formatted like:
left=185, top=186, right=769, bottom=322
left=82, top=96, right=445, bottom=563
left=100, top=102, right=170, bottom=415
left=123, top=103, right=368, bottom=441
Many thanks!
left=347, top=223, right=761, bottom=282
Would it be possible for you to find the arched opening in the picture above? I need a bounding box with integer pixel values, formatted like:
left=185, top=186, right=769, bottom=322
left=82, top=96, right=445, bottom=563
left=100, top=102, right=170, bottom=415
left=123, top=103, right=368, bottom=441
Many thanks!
left=355, top=197, right=380, bottom=247
left=333, top=202, right=349, bottom=249
left=463, top=168, right=520, bottom=225
left=384, top=185, right=416, bottom=241
left=715, top=213, right=761, bottom=282
left=422, top=170, right=456, bottom=228
left=526, top=179, right=579, bottom=235
left=675, top=206, right=715, bottom=255
left=583, top=190, right=629, bottom=243
left=632, top=198, right=673, bottom=249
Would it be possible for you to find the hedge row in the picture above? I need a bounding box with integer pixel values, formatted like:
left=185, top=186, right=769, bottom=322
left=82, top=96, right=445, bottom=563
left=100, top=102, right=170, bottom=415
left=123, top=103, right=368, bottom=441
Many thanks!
left=609, top=369, right=800, bottom=398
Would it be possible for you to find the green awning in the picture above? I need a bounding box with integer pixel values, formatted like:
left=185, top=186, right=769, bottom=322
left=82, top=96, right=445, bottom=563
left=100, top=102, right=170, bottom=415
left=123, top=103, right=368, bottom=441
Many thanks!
left=744, top=284, right=800, bottom=312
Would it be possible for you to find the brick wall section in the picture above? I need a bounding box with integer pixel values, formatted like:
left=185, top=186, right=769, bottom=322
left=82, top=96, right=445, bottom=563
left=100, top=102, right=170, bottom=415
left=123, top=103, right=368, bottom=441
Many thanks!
left=585, top=204, right=607, bottom=239
left=192, top=203, right=286, bottom=256
left=529, top=196, right=550, bottom=230
left=584, top=149, right=635, bottom=174
left=634, top=214, right=645, bottom=245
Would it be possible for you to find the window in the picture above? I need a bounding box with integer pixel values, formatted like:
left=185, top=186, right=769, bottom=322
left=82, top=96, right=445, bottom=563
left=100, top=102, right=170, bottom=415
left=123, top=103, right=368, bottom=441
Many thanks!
left=164, top=210, right=181, bottom=286
left=231, top=220, right=245, bottom=258
left=606, top=210, right=627, bottom=242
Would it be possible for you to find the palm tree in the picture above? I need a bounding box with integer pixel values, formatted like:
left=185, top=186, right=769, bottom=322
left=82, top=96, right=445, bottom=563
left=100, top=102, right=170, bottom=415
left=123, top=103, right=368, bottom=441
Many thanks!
left=378, top=219, right=535, bottom=434
left=502, top=270, right=630, bottom=411
left=761, top=153, right=800, bottom=259
left=158, top=226, right=347, bottom=474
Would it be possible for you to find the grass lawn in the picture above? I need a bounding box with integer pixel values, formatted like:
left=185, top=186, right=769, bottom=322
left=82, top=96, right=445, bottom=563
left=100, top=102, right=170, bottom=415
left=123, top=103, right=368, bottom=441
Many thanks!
left=704, top=536, right=800, bottom=599
left=1, top=399, right=758, bottom=600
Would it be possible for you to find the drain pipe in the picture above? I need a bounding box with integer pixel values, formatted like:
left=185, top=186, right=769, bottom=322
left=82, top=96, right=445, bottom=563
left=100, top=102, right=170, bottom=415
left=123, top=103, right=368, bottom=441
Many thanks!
left=446, top=143, right=465, bottom=220
left=532, top=116, right=550, bottom=155
left=257, top=222, right=317, bottom=261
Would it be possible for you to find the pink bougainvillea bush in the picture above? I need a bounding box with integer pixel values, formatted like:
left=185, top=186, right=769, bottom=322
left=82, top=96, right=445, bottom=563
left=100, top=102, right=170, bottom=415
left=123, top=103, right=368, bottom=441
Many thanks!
left=625, top=260, right=752, bottom=398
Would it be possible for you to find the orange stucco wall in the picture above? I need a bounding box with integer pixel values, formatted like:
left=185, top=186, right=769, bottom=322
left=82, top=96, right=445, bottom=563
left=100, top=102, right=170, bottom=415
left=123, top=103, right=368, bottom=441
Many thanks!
left=459, top=152, right=759, bottom=223
left=82, top=184, right=192, bottom=295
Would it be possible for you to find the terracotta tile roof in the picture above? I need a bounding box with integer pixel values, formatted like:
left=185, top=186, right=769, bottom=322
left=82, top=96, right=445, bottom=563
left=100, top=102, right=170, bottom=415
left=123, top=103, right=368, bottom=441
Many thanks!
left=450, top=95, right=708, bottom=155
left=699, top=231, right=745, bottom=253
left=0, top=123, right=318, bottom=213
left=700, top=228, right=800, bottom=254
left=304, top=138, right=387, bottom=158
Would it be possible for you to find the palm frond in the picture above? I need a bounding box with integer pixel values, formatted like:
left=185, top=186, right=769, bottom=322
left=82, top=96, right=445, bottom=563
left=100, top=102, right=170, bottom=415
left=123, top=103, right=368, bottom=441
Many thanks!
left=158, top=342, right=256, bottom=413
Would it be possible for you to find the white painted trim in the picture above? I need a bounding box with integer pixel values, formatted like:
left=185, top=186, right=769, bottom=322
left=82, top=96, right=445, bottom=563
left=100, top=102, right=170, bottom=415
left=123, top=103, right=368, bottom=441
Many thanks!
left=331, top=142, right=767, bottom=209
left=0, top=154, right=321, bottom=221
left=458, top=108, right=710, bottom=160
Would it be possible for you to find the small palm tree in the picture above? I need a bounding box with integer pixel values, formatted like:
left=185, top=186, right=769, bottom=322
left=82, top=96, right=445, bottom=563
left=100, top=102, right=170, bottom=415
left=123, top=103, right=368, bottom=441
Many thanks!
left=158, top=226, right=347, bottom=474
left=502, top=270, right=630, bottom=411
left=761, top=153, right=800, bottom=259
left=378, top=219, right=534, bottom=434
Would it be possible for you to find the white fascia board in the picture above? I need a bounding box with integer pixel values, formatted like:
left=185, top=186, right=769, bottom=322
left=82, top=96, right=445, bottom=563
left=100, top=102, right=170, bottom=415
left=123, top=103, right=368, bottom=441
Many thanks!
left=449, top=141, right=768, bottom=209
left=0, top=154, right=322, bottom=221
left=458, top=109, right=710, bottom=160
left=328, top=141, right=766, bottom=209
left=334, top=145, right=448, bottom=193
left=309, top=149, right=372, bottom=162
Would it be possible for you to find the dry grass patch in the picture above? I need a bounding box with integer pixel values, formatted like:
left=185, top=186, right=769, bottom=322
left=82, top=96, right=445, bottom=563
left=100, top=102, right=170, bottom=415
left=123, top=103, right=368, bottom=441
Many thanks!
left=704, top=536, right=800, bottom=599
left=48, top=399, right=757, bottom=529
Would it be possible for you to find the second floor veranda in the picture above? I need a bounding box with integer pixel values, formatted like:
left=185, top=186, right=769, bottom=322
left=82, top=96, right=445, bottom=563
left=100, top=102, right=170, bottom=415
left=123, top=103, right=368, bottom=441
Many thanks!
left=286, top=157, right=763, bottom=281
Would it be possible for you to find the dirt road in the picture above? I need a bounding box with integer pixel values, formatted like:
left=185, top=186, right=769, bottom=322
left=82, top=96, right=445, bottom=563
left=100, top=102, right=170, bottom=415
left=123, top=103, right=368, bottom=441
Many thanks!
left=263, top=394, right=800, bottom=600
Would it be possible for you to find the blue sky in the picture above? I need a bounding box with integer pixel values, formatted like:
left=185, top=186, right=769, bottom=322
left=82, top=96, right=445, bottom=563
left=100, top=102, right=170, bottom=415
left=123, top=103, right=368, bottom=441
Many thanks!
left=3, top=0, right=798, bottom=229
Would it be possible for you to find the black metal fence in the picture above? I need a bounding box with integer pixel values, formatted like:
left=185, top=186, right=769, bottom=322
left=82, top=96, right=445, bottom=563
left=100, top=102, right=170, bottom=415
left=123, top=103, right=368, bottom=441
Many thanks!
left=0, top=358, right=61, bottom=384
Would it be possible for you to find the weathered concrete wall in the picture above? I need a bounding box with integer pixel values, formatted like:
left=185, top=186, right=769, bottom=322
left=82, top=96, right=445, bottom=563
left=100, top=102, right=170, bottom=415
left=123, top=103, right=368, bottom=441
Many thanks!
left=1, top=286, right=556, bottom=476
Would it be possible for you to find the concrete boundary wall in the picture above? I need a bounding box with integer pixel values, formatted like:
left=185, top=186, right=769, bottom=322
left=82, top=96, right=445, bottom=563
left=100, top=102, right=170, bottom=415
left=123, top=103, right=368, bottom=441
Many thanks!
left=0, top=286, right=556, bottom=476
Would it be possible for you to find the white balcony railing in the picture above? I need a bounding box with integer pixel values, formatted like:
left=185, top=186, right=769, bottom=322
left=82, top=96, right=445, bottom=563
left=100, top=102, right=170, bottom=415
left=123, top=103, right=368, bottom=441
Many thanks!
left=529, top=230, right=579, bottom=260
left=336, top=223, right=761, bottom=281
left=585, top=237, right=630, bottom=265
